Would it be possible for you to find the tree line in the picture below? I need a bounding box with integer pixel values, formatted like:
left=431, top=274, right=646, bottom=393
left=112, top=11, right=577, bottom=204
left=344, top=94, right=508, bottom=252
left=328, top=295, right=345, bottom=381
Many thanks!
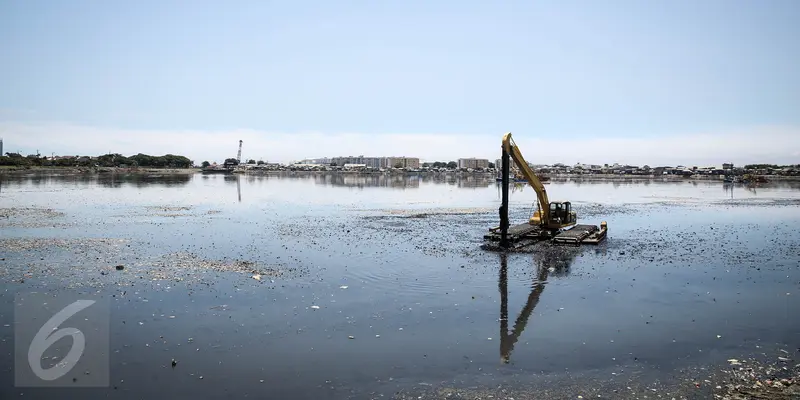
left=0, top=152, right=193, bottom=168
left=743, top=164, right=799, bottom=170
left=422, top=161, right=458, bottom=169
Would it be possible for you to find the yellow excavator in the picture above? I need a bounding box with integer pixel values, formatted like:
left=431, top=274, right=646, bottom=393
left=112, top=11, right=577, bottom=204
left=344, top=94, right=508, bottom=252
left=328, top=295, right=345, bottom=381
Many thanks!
left=485, top=132, right=607, bottom=248
left=503, top=132, right=576, bottom=229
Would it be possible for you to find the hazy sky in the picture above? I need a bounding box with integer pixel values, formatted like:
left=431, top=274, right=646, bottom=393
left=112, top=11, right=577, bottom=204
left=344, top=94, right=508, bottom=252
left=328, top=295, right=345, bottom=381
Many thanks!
left=1, top=0, right=798, bottom=165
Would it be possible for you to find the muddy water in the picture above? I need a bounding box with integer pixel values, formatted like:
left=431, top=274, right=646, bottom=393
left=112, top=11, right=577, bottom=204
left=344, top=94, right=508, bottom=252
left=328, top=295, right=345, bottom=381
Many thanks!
left=1, top=173, right=799, bottom=399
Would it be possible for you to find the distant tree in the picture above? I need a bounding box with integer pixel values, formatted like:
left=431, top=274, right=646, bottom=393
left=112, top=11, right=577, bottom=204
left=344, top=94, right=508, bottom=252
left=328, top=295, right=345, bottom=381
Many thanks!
left=162, top=154, right=192, bottom=168
left=446, top=161, right=457, bottom=169
left=53, top=158, right=77, bottom=167
left=744, top=164, right=779, bottom=170
left=76, top=156, right=93, bottom=167
left=257, top=160, right=265, bottom=165
left=224, top=158, right=239, bottom=166
left=125, top=153, right=191, bottom=168
left=25, top=154, right=44, bottom=166
left=247, top=159, right=256, bottom=164
left=0, top=156, right=18, bottom=166
left=201, top=161, right=211, bottom=168
left=488, top=162, right=495, bottom=169
left=96, top=153, right=132, bottom=167
left=422, top=162, right=431, bottom=168
left=394, top=162, right=403, bottom=168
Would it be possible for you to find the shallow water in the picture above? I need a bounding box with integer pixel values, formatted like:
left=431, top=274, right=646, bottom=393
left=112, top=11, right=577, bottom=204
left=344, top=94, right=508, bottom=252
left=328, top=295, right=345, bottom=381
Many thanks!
left=1, top=173, right=799, bottom=399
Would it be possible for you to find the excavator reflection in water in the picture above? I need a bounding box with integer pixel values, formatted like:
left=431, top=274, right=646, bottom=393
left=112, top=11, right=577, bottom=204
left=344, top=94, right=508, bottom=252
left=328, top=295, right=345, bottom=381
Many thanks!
left=498, top=246, right=581, bottom=364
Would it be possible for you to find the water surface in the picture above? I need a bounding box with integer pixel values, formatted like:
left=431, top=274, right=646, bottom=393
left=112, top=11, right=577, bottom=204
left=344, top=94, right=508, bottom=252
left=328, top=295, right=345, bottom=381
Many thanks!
left=1, top=173, right=799, bottom=399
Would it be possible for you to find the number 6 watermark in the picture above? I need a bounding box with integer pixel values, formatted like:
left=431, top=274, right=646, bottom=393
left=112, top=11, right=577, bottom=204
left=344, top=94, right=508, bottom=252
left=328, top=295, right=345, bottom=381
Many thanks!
left=28, top=300, right=95, bottom=381
left=15, top=293, right=109, bottom=387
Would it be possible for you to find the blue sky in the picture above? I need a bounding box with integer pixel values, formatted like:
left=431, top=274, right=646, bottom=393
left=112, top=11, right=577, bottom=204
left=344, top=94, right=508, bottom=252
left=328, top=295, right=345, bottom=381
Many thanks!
left=1, top=0, right=798, bottom=165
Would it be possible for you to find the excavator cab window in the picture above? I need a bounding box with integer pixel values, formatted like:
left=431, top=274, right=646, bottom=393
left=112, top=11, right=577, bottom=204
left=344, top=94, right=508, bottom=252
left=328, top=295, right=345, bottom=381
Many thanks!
left=549, top=202, right=563, bottom=223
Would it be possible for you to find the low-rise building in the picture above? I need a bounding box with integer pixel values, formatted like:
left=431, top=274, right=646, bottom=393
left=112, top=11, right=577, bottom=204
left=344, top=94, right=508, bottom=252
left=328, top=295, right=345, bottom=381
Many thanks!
left=386, top=157, right=420, bottom=169
left=298, top=158, right=331, bottom=165
left=343, top=163, right=367, bottom=170
left=331, top=156, right=386, bottom=169
left=458, top=158, right=489, bottom=170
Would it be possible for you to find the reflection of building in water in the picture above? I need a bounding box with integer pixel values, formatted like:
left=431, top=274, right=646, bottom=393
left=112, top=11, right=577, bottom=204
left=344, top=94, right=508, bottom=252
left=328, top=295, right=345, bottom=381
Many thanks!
left=495, top=181, right=527, bottom=199
left=499, top=247, right=581, bottom=364
left=96, top=173, right=193, bottom=188
left=457, top=174, right=494, bottom=188
left=313, top=174, right=420, bottom=188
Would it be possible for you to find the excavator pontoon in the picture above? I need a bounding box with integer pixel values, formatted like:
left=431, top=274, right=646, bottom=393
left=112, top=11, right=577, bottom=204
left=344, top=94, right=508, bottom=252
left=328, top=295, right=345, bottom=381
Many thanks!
left=484, top=132, right=607, bottom=248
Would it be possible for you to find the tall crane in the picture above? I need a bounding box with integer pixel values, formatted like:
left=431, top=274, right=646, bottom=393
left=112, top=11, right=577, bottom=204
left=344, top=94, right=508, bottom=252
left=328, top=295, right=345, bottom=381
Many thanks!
left=237, top=140, right=243, bottom=165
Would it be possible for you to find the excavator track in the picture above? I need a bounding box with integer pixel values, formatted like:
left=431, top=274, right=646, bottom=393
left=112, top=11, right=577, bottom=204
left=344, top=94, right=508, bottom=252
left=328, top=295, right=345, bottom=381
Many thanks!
left=552, top=224, right=607, bottom=245
left=484, top=223, right=607, bottom=249
left=484, top=223, right=548, bottom=243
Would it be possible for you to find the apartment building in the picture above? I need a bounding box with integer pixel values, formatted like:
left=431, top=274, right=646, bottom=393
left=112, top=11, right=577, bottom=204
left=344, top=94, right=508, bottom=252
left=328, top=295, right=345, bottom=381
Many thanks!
left=458, top=158, right=489, bottom=170
left=331, top=156, right=383, bottom=169
left=386, top=157, right=420, bottom=169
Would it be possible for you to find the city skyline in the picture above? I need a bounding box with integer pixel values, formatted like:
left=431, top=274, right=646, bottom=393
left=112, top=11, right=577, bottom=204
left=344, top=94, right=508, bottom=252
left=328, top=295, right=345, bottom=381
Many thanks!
left=4, top=139, right=794, bottom=171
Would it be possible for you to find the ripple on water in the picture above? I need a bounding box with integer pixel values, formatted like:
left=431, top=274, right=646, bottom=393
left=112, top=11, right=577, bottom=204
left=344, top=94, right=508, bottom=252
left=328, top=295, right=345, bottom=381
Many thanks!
left=345, top=258, right=504, bottom=296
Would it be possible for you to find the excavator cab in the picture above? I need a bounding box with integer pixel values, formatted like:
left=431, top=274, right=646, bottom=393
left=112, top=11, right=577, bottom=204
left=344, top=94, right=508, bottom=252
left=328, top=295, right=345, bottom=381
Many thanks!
left=529, top=201, right=577, bottom=229
left=547, top=201, right=577, bottom=228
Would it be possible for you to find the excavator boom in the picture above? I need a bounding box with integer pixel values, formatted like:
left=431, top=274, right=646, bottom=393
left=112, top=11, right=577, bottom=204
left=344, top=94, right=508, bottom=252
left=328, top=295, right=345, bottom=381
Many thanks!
left=501, top=133, right=550, bottom=225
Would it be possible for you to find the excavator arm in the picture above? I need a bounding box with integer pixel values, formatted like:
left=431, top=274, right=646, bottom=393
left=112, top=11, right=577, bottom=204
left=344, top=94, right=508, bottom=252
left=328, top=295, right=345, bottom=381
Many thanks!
left=501, top=132, right=550, bottom=225
left=487, top=132, right=606, bottom=247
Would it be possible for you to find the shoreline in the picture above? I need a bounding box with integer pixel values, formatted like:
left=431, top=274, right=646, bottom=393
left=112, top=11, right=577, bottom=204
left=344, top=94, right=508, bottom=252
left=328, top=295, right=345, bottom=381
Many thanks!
left=2, top=166, right=800, bottom=182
